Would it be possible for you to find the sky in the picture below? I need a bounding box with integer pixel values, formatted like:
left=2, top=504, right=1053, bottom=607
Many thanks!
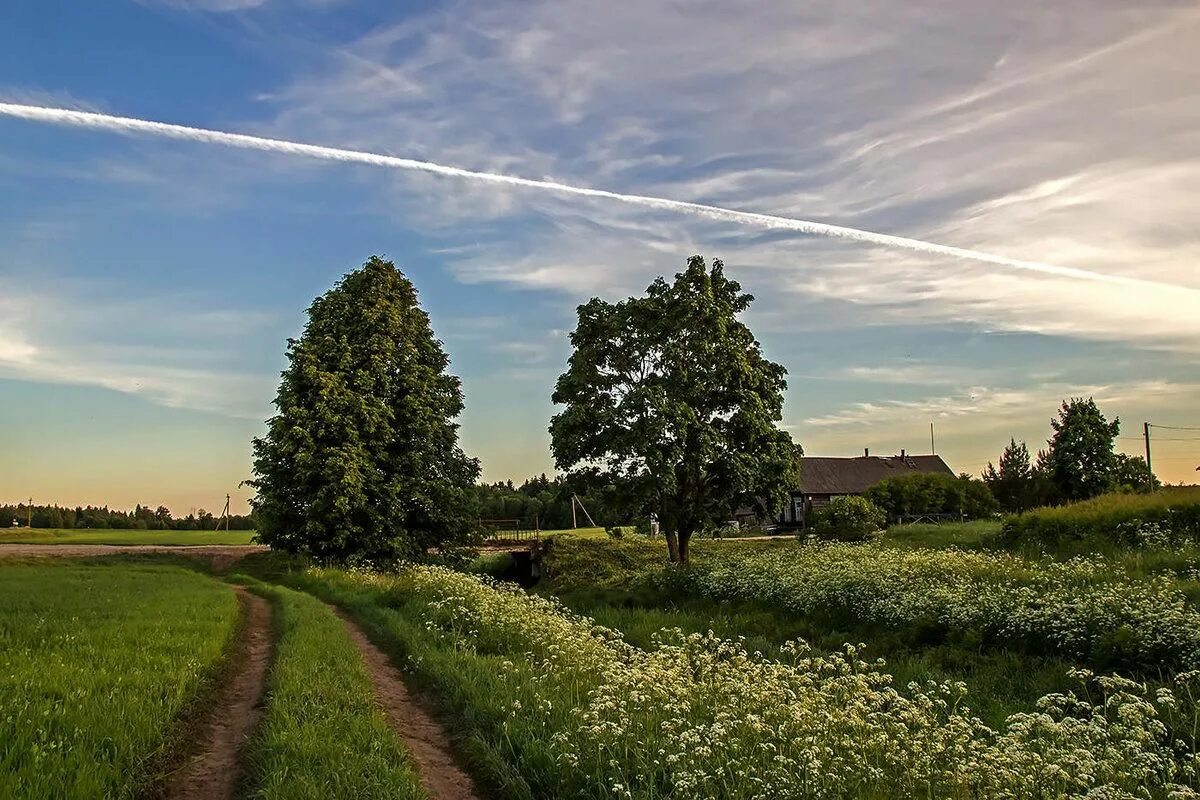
left=2, top=0, right=1199, bottom=515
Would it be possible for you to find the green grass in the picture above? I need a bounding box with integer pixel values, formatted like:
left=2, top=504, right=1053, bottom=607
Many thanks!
left=0, top=528, right=257, bottom=546
left=1001, top=488, right=1200, bottom=551
left=235, top=578, right=427, bottom=800
left=0, top=562, right=239, bottom=799
left=265, top=568, right=540, bottom=798
left=879, top=519, right=1002, bottom=550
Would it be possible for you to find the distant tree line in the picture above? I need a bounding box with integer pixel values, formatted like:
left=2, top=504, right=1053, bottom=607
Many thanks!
left=981, top=397, right=1158, bottom=514
left=0, top=503, right=254, bottom=530
left=472, top=473, right=635, bottom=531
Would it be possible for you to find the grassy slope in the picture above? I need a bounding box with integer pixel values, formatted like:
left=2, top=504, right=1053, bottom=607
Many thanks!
left=0, top=563, right=239, bottom=799
left=235, top=578, right=426, bottom=800
left=0, top=528, right=257, bottom=545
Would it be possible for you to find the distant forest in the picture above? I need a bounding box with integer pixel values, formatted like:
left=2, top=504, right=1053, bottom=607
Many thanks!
left=4, top=476, right=615, bottom=533
left=1, top=503, right=255, bottom=530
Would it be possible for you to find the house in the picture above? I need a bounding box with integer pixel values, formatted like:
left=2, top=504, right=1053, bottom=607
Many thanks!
left=780, top=450, right=955, bottom=527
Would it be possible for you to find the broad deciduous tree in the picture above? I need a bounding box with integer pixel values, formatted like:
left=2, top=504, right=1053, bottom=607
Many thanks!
left=1046, top=397, right=1120, bottom=502
left=549, top=255, right=799, bottom=564
left=249, top=256, right=480, bottom=563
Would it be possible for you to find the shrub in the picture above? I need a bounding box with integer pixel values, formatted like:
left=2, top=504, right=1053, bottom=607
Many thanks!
left=811, top=496, right=886, bottom=540
left=1000, top=488, right=1200, bottom=551
left=866, top=473, right=998, bottom=521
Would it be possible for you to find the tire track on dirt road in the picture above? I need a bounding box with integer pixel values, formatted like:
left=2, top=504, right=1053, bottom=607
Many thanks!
left=333, top=608, right=483, bottom=800
left=164, top=586, right=272, bottom=800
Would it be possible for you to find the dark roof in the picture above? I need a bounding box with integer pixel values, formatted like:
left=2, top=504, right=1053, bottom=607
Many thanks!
left=797, top=455, right=954, bottom=495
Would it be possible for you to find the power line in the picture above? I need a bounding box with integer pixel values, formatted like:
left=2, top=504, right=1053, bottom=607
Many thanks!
left=1149, top=424, right=1200, bottom=431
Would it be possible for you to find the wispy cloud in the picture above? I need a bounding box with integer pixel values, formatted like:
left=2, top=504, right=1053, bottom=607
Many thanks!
left=802, top=380, right=1200, bottom=429
left=135, top=0, right=270, bottom=11
left=3, top=103, right=1172, bottom=295
left=0, top=284, right=275, bottom=419
left=254, top=0, right=1200, bottom=351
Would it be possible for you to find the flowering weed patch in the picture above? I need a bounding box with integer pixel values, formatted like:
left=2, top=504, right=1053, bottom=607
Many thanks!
left=545, top=537, right=1200, bottom=673
left=286, top=564, right=1200, bottom=799
left=685, top=543, right=1200, bottom=672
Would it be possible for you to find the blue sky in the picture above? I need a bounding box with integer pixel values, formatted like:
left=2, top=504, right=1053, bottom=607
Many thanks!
left=2, top=0, right=1199, bottom=513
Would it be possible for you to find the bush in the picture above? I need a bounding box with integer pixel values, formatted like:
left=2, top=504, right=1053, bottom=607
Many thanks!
left=866, top=472, right=998, bottom=521
left=1000, top=488, right=1200, bottom=551
left=811, top=496, right=886, bottom=540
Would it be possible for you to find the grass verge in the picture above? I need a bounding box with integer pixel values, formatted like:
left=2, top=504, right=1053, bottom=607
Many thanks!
left=878, top=519, right=1001, bottom=550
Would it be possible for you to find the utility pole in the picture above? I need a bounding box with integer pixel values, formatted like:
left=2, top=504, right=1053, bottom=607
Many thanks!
left=571, top=495, right=577, bottom=529
left=217, top=493, right=231, bottom=534
left=1144, top=422, right=1154, bottom=490
left=27, top=497, right=32, bottom=529
left=572, top=494, right=597, bottom=527
left=930, top=423, right=936, bottom=455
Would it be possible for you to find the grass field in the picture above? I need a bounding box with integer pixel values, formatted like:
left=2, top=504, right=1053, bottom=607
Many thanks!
left=272, top=562, right=1200, bottom=798
left=15, top=509, right=1200, bottom=798
left=237, top=579, right=426, bottom=799
left=0, top=562, right=239, bottom=799
left=0, top=528, right=257, bottom=546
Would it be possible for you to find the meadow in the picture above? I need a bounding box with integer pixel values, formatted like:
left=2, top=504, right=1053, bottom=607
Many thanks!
left=0, top=528, right=257, bottom=546
left=275, top=562, right=1200, bottom=799
left=544, top=536, right=1200, bottom=672
left=1001, top=486, right=1200, bottom=551
left=13, top=490, right=1200, bottom=798
left=0, top=562, right=239, bottom=799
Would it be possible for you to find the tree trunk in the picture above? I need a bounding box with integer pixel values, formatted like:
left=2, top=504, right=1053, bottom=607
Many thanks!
left=665, top=529, right=680, bottom=563
left=678, top=528, right=692, bottom=566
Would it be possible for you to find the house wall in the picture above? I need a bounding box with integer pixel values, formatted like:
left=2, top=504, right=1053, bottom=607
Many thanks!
left=782, top=492, right=845, bottom=527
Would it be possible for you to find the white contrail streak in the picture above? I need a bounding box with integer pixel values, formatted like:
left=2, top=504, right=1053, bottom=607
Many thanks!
left=0, top=101, right=1181, bottom=293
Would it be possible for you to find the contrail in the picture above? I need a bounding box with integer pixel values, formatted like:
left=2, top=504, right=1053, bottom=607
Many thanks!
left=0, top=101, right=1179, bottom=293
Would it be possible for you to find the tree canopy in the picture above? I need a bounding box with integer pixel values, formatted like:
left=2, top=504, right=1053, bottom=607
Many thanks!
left=549, top=255, right=799, bottom=563
left=865, top=472, right=998, bottom=521
left=982, top=439, right=1044, bottom=512
left=249, top=256, right=480, bottom=563
left=1046, top=397, right=1120, bottom=502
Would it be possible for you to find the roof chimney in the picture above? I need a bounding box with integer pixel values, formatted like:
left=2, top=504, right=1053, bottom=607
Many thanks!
left=864, top=447, right=869, bottom=457
left=901, top=448, right=906, bottom=458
